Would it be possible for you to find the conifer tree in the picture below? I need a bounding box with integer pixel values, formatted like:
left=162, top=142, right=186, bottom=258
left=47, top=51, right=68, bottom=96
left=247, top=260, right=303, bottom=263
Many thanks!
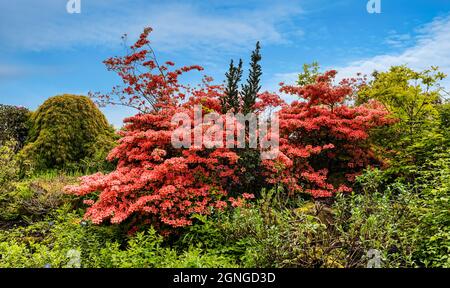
left=239, top=42, right=264, bottom=196
left=221, top=59, right=243, bottom=113
left=241, top=42, right=262, bottom=114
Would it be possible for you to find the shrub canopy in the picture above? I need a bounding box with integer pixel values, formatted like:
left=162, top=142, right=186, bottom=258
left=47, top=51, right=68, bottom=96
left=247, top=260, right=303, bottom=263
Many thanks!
left=20, top=94, right=115, bottom=171
left=0, top=104, right=30, bottom=151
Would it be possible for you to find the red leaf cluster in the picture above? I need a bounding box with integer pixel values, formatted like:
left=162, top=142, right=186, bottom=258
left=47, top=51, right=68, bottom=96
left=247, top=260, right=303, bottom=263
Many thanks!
left=66, top=28, right=394, bottom=229
left=66, top=29, right=246, bottom=228
left=263, top=71, right=393, bottom=198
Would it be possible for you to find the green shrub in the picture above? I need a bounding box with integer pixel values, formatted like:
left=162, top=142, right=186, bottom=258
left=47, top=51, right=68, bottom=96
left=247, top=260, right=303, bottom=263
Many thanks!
left=19, top=95, right=116, bottom=172
left=0, top=141, right=19, bottom=188
left=0, top=173, right=79, bottom=222
left=333, top=172, right=417, bottom=268
left=176, top=192, right=339, bottom=268
left=176, top=168, right=450, bottom=268
left=0, top=105, right=30, bottom=152
left=78, top=133, right=118, bottom=173
left=333, top=166, right=450, bottom=268
left=409, top=158, right=450, bottom=267
left=0, top=206, right=237, bottom=268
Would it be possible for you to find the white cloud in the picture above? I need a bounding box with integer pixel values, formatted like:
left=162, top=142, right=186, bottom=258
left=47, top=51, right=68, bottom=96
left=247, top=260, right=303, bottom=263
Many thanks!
left=384, top=31, right=412, bottom=48
left=0, top=0, right=303, bottom=53
left=335, top=16, right=450, bottom=90
left=270, top=16, right=450, bottom=97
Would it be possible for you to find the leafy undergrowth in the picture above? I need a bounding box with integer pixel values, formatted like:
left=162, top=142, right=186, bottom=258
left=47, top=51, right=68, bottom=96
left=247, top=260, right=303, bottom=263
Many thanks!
left=0, top=167, right=448, bottom=268
left=0, top=171, right=80, bottom=226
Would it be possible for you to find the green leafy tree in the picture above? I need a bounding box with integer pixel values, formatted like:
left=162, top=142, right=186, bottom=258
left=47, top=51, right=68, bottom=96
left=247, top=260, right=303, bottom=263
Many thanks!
left=0, top=105, right=31, bottom=152
left=297, top=61, right=321, bottom=86
left=359, top=66, right=446, bottom=148
left=358, top=66, right=447, bottom=179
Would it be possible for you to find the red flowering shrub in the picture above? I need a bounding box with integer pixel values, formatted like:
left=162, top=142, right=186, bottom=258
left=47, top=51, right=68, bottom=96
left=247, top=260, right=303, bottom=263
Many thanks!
left=66, top=106, right=240, bottom=227
left=66, top=27, right=392, bottom=230
left=263, top=70, right=393, bottom=198
left=66, top=28, right=244, bottom=228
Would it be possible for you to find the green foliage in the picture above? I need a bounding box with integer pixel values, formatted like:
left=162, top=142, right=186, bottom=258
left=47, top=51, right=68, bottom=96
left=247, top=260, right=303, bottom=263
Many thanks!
left=359, top=66, right=446, bottom=151
left=177, top=190, right=337, bottom=268
left=102, top=229, right=236, bottom=268
left=0, top=105, right=31, bottom=152
left=0, top=173, right=79, bottom=222
left=0, top=206, right=237, bottom=268
left=409, top=158, right=450, bottom=267
left=358, top=66, right=449, bottom=183
left=79, top=133, right=118, bottom=173
left=221, top=59, right=243, bottom=113
left=297, top=61, right=321, bottom=86
left=438, top=101, right=450, bottom=135
left=18, top=94, right=116, bottom=172
left=221, top=42, right=262, bottom=115
left=176, top=165, right=450, bottom=268
left=333, top=170, right=417, bottom=267
left=0, top=141, right=19, bottom=188
left=335, top=165, right=450, bottom=268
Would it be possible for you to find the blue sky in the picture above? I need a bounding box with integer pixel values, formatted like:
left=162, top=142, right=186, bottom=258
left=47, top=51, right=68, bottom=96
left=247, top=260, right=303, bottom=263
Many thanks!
left=1, top=0, right=450, bottom=127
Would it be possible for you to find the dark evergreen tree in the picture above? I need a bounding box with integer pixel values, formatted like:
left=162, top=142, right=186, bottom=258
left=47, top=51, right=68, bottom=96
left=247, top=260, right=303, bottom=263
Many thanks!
left=221, top=59, right=243, bottom=113
left=240, top=42, right=264, bottom=196
left=218, top=42, right=265, bottom=196
left=241, top=42, right=262, bottom=114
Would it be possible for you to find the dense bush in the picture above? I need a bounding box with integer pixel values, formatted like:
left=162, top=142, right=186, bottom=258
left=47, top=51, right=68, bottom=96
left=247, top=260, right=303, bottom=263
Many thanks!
left=174, top=167, right=450, bottom=268
left=263, top=71, right=392, bottom=198
left=0, top=172, right=79, bottom=223
left=0, top=141, right=19, bottom=188
left=66, top=29, right=247, bottom=229
left=66, top=28, right=393, bottom=230
left=0, top=105, right=30, bottom=152
left=0, top=206, right=237, bottom=268
left=19, top=95, right=116, bottom=172
left=1, top=27, right=449, bottom=269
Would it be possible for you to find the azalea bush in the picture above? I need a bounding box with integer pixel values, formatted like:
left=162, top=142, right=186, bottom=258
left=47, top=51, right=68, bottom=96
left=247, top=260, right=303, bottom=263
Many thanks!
left=263, top=71, right=393, bottom=198
left=66, top=28, right=396, bottom=230
left=66, top=28, right=245, bottom=229
left=2, top=25, right=450, bottom=268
